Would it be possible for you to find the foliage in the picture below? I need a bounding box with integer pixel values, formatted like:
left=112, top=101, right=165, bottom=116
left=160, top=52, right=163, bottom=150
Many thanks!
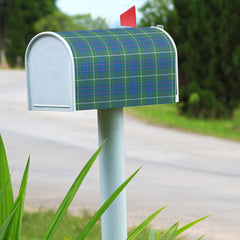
left=71, top=14, right=108, bottom=31
left=0, top=135, right=29, bottom=240
left=139, top=0, right=176, bottom=30
left=0, top=136, right=109, bottom=240
left=0, top=134, right=207, bottom=239
left=21, top=210, right=207, bottom=240
left=3, top=0, right=57, bottom=67
left=0, top=0, right=7, bottom=66
left=34, top=11, right=76, bottom=32
left=35, top=12, right=108, bottom=32
left=21, top=210, right=102, bottom=240
left=174, top=0, right=240, bottom=118
left=2, top=0, right=108, bottom=68
left=139, top=0, right=240, bottom=119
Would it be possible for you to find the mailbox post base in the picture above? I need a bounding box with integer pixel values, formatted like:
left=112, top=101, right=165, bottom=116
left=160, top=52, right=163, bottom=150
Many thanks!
left=98, top=108, right=127, bottom=240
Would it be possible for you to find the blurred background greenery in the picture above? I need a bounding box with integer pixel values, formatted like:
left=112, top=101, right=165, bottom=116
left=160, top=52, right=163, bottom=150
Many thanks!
left=0, top=0, right=108, bottom=69
left=0, top=0, right=240, bottom=126
left=139, top=0, right=240, bottom=119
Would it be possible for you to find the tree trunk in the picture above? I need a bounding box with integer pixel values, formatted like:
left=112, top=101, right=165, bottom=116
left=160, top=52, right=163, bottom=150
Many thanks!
left=0, top=48, right=8, bottom=69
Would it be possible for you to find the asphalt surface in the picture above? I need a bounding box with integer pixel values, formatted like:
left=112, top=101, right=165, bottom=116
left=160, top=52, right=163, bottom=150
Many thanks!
left=0, top=70, right=240, bottom=240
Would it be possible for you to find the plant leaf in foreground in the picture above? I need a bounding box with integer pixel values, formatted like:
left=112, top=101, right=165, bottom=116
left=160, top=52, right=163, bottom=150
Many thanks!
left=43, top=141, right=106, bottom=240
left=127, top=205, right=167, bottom=240
left=12, top=157, right=30, bottom=240
left=175, top=215, right=210, bottom=237
left=148, top=228, right=158, bottom=240
left=0, top=180, right=10, bottom=203
left=0, top=203, right=20, bottom=240
left=159, top=222, right=178, bottom=240
left=0, top=135, right=14, bottom=227
left=75, top=167, right=141, bottom=240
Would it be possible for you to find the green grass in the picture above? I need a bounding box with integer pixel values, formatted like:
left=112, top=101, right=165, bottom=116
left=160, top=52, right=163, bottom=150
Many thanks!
left=21, top=210, right=187, bottom=240
left=21, top=210, right=100, bottom=240
left=21, top=210, right=151, bottom=240
left=125, top=104, right=240, bottom=142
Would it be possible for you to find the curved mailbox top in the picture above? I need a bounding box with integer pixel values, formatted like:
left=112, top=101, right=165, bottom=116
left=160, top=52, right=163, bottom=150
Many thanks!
left=26, top=27, right=178, bottom=111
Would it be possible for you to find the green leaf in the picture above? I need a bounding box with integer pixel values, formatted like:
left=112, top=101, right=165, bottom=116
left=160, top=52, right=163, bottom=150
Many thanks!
left=127, top=206, right=167, bottom=240
left=63, top=237, right=72, bottom=240
left=43, top=142, right=106, bottom=240
left=159, top=222, right=178, bottom=240
left=175, top=215, right=210, bottom=237
left=148, top=228, right=158, bottom=240
left=197, top=234, right=205, bottom=240
left=0, top=180, right=10, bottom=203
left=0, top=135, right=14, bottom=227
left=76, top=167, right=141, bottom=240
left=156, top=231, right=161, bottom=240
left=11, top=156, right=30, bottom=240
left=0, top=202, right=20, bottom=240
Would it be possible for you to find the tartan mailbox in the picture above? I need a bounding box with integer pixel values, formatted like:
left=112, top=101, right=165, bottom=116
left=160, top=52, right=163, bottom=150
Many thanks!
left=25, top=26, right=178, bottom=111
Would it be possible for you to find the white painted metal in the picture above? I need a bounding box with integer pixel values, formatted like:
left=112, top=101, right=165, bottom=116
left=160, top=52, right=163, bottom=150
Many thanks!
left=98, top=108, right=127, bottom=240
left=152, top=26, right=179, bottom=103
left=25, top=32, right=76, bottom=111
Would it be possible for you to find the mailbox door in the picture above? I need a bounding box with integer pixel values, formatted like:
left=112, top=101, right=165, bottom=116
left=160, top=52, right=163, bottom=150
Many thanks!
left=26, top=32, right=75, bottom=111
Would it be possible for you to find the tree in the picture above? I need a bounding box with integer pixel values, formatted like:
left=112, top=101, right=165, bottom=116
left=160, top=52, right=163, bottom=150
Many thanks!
left=35, top=11, right=76, bottom=32
left=0, top=0, right=8, bottom=67
left=2, top=0, right=108, bottom=67
left=174, top=0, right=240, bottom=118
left=35, top=12, right=108, bottom=33
left=139, top=0, right=240, bottom=118
left=72, top=14, right=108, bottom=30
left=139, top=0, right=176, bottom=28
left=5, top=0, right=26, bottom=67
left=3, top=0, right=57, bottom=67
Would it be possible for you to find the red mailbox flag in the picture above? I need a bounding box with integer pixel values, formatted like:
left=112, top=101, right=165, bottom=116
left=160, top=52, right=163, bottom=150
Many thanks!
left=120, top=6, right=136, bottom=28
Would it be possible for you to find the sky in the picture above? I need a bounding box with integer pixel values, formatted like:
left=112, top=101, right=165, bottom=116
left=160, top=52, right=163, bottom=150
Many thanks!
left=56, top=0, right=148, bottom=28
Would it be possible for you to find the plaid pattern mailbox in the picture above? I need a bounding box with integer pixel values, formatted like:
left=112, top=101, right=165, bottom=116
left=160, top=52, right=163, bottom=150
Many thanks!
left=26, top=27, right=178, bottom=111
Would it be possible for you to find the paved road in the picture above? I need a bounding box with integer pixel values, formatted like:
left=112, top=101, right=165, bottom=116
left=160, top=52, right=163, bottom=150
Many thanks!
left=0, top=70, right=240, bottom=240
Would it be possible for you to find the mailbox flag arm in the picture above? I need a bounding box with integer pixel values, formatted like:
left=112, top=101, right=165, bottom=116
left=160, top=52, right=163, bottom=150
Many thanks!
left=120, top=6, right=136, bottom=28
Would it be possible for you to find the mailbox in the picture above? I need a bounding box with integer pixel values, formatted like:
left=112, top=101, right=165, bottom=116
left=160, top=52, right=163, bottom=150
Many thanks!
left=25, top=26, right=178, bottom=111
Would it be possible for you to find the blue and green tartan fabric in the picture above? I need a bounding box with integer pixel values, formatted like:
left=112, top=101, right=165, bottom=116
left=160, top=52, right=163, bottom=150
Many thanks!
left=58, top=27, right=177, bottom=110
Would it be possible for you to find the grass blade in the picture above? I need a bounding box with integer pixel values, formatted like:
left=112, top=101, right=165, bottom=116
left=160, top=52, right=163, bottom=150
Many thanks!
left=12, top=157, right=30, bottom=240
left=43, top=142, right=105, bottom=240
left=0, top=202, right=20, bottom=240
left=76, top=167, right=141, bottom=240
left=175, top=215, right=210, bottom=237
left=127, top=206, right=167, bottom=240
left=159, top=222, right=178, bottom=240
left=148, top=228, right=158, bottom=240
left=0, top=180, right=10, bottom=203
left=197, top=234, right=205, bottom=240
left=0, top=135, right=14, bottom=226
